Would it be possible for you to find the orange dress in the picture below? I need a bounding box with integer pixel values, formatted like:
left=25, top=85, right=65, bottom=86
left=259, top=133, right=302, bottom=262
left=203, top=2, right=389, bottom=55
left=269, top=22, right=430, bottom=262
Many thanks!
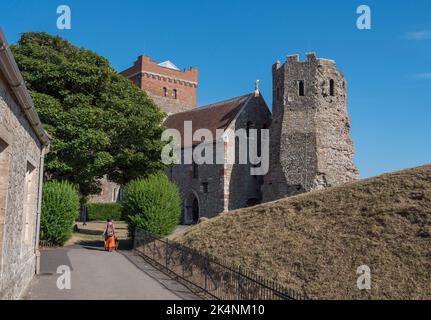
left=104, top=223, right=116, bottom=251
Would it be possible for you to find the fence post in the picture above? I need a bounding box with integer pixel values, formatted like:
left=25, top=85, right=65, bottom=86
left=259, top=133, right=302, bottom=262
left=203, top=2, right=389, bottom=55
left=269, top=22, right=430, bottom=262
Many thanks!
left=204, top=255, right=208, bottom=291
left=153, top=237, right=156, bottom=260
left=133, top=227, right=138, bottom=249
left=237, top=266, right=241, bottom=300
left=182, top=250, right=185, bottom=278
left=165, top=239, right=168, bottom=268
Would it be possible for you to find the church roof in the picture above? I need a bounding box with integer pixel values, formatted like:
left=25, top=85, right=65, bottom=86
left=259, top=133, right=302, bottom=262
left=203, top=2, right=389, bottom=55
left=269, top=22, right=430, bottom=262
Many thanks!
left=163, top=93, right=254, bottom=146
left=157, top=60, right=180, bottom=71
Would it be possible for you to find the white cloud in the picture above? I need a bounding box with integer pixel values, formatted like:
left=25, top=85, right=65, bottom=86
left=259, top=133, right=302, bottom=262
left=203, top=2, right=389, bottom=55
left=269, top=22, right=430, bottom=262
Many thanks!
left=413, top=73, right=431, bottom=79
left=405, top=31, right=431, bottom=40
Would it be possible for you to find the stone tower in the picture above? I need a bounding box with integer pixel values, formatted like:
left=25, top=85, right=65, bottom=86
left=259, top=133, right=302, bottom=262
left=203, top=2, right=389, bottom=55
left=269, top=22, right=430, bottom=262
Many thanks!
left=262, top=52, right=358, bottom=202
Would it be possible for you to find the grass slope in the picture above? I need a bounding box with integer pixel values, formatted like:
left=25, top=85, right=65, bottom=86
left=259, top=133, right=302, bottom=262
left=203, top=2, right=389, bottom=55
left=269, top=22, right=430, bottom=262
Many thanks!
left=174, top=165, right=431, bottom=299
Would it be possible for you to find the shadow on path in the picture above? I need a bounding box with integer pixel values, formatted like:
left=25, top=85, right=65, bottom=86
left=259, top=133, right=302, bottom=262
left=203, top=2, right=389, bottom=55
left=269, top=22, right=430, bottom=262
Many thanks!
left=74, top=239, right=134, bottom=251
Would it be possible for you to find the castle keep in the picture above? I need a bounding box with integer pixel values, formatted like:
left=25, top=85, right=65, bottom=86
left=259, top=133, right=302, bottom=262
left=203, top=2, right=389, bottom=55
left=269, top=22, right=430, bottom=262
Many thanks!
left=262, top=53, right=358, bottom=201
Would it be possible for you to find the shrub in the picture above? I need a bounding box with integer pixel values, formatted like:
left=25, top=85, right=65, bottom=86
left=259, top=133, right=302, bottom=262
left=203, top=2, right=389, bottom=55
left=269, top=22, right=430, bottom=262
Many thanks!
left=40, top=181, right=80, bottom=245
left=122, top=174, right=181, bottom=236
left=86, top=203, right=122, bottom=221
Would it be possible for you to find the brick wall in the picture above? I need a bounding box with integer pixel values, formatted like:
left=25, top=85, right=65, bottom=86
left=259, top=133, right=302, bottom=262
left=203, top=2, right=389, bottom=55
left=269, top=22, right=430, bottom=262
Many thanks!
left=121, top=55, right=198, bottom=115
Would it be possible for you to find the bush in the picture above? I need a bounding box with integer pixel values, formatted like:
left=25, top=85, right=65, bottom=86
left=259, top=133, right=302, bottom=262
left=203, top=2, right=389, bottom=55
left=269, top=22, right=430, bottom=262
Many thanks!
left=122, top=174, right=181, bottom=236
left=40, top=181, right=80, bottom=245
left=86, top=203, right=122, bottom=221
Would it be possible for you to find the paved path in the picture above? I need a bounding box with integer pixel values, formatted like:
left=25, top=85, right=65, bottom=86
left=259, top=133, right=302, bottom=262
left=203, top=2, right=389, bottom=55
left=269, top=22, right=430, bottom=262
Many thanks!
left=24, top=243, right=198, bottom=300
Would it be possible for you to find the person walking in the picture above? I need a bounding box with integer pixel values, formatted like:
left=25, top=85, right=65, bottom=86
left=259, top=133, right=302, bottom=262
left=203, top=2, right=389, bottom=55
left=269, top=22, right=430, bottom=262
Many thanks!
left=103, top=219, right=116, bottom=252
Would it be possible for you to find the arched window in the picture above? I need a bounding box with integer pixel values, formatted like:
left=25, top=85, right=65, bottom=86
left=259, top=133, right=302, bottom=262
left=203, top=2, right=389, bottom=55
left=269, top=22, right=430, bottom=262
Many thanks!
left=330, top=79, right=335, bottom=96
left=163, top=87, right=168, bottom=97
left=298, top=80, right=305, bottom=96
left=173, top=89, right=178, bottom=99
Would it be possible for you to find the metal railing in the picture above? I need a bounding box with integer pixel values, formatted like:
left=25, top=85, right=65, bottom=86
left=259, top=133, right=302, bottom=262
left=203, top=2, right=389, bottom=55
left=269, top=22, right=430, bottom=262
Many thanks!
left=134, top=228, right=307, bottom=300
left=39, top=240, right=58, bottom=248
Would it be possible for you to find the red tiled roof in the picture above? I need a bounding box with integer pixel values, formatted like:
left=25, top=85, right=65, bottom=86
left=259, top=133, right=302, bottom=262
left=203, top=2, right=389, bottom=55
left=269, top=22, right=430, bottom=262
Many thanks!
left=163, top=93, right=253, bottom=146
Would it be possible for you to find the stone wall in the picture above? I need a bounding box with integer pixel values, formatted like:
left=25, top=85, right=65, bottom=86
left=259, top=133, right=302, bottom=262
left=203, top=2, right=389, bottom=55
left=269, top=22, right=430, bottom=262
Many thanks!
left=167, top=94, right=271, bottom=222
left=88, top=176, right=123, bottom=204
left=263, top=53, right=358, bottom=202
left=167, top=144, right=225, bottom=223
left=0, top=75, right=43, bottom=299
left=225, top=94, right=271, bottom=210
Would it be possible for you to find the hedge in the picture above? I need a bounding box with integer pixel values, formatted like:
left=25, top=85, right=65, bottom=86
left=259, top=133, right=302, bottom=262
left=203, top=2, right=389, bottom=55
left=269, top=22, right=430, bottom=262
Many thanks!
left=122, top=173, right=181, bottom=236
left=40, top=181, right=80, bottom=246
left=86, top=203, right=122, bottom=221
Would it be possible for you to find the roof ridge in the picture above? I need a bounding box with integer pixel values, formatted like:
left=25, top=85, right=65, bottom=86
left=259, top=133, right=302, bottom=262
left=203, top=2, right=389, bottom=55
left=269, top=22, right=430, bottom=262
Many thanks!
left=166, top=92, right=254, bottom=117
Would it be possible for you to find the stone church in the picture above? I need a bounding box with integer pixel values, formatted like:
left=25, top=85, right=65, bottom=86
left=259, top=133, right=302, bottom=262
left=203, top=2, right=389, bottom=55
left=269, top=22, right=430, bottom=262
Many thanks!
left=0, top=29, right=50, bottom=299
left=93, top=52, right=357, bottom=223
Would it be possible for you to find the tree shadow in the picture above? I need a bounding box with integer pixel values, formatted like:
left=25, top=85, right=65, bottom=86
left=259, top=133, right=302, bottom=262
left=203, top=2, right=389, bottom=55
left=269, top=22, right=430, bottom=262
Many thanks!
left=76, top=239, right=134, bottom=251
left=75, top=239, right=105, bottom=251
left=75, top=229, right=104, bottom=236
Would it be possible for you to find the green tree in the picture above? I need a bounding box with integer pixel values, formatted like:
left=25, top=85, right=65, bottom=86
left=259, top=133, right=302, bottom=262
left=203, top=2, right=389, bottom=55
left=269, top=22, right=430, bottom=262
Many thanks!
left=122, top=174, right=182, bottom=236
left=12, top=32, right=165, bottom=196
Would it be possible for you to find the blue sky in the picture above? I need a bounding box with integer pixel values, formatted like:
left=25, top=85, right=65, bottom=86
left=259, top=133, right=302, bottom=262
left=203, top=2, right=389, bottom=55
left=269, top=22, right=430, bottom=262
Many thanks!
left=1, top=0, right=430, bottom=178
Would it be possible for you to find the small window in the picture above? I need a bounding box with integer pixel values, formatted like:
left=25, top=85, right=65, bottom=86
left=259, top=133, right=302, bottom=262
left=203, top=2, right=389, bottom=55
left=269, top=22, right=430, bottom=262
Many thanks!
left=202, top=182, right=208, bottom=194
left=330, top=79, right=335, bottom=96
left=298, top=81, right=305, bottom=96
left=173, top=89, right=178, bottom=99
left=163, top=87, right=168, bottom=97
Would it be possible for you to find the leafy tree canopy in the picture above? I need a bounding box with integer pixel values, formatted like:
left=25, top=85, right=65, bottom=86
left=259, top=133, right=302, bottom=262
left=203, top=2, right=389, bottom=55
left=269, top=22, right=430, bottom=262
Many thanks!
left=12, top=32, right=165, bottom=196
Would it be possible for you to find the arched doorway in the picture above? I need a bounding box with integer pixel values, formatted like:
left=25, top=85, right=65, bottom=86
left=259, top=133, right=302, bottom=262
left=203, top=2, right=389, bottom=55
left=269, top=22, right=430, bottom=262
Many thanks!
left=192, top=197, right=199, bottom=223
left=185, top=191, right=200, bottom=224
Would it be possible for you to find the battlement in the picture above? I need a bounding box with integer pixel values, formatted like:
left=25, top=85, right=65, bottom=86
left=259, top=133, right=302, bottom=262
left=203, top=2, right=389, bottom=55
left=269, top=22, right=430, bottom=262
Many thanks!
left=120, top=54, right=198, bottom=113
left=281, top=52, right=336, bottom=67
left=121, top=55, right=198, bottom=83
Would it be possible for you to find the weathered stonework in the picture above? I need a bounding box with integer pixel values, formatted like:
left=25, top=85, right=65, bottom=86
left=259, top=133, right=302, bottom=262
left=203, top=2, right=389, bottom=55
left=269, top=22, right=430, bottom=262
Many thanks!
left=262, top=53, right=358, bottom=202
left=0, top=29, right=49, bottom=300
left=224, top=94, right=271, bottom=211
left=0, top=76, right=43, bottom=299
left=165, top=93, right=271, bottom=223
